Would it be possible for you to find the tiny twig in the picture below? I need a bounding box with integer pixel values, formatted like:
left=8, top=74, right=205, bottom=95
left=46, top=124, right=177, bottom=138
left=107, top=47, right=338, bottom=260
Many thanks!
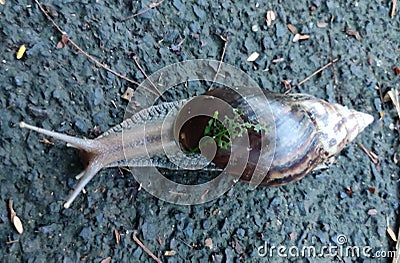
left=119, top=0, right=165, bottom=22
left=132, top=231, right=162, bottom=263
left=34, top=0, right=161, bottom=95
left=8, top=200, right=16, bottom=218
left=328, top=33, right=342, bottom=103
left=132, top=55, right=162, bottom=96
left=5, top=239, right=19, bottom=245
left=176, top=237, right=193, bottom=248
left=209, top=33, right=229, bottom=90
left=358, top=143, right=379, bottom=164
left=393, top=221, right=400, bottom=263
left=377, top=83, right=385, bottom=110
left=328, top=33, right=338, bottom=88
left=297, top=57, right=340, bottom=87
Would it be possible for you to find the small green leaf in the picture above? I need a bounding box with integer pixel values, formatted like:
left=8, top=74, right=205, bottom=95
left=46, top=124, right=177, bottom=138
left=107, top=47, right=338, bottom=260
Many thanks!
left=191, top=108, right=270, bottom=153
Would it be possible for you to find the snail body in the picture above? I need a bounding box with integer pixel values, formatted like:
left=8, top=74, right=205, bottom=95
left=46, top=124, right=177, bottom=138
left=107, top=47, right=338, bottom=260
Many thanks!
left=20, top=87, right=373, bottom=208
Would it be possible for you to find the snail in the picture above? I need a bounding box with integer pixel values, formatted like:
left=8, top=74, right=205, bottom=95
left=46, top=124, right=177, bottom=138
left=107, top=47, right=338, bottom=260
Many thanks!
left=19, top=86, right=374, bottom=208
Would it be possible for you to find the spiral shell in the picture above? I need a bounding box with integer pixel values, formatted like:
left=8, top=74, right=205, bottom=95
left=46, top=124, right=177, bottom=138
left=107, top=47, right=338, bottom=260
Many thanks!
left=176, top=88, right=373, bottom=186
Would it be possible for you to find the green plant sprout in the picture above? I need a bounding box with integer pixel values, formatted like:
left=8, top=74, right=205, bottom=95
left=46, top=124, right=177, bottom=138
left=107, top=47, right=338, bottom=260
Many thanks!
left=191, top=109, right=269, bottom=153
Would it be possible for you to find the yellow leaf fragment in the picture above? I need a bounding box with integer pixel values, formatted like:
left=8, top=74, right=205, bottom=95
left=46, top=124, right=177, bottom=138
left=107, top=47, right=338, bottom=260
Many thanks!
left=16, top=45, right=26, bottom=59
left=164, top=250, right=176, bottom=256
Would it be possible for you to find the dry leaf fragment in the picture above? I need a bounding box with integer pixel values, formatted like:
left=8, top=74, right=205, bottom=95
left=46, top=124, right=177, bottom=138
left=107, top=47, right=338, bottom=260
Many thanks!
left=56, top=34, right=69, bottom=49
left=394, top=66, right=400, bottom=76
left=346, top=30, right=362, bottom=40
left=265, top=10, right=276, bottom=26
left=388, top=226, right=398, bottom=242
left=16, top=45, right=26, bottom=59
left=299, top=34, right=310, bottom=40
left=292, top=34, right=310, bottom=42
left=0, top=0, right=5, bottom=5
left=384, top=88, right=400, bottom=118
left=100, top=257, right=112, bottom=263
left=367, top=209, right=378, bottom=216
left=247, top=52, right=260, bottom=62
left=367, top=187, right=376, bottom=194
left=205, top=238, right=213, bottom=249
left=8, top=200, right=23, bottom=234
left=12, top=216, right=24, bottom=234
left=114, top=229, right=120, bottom=244
left=121, top=87, right=135, bottom=101
left=287, top=24, right=297, bottom=34
left=317, top=22, right=328, bottom=28
left=293, top=34, right=300, bottom=42
left=272, top=57, right=284, bottom=64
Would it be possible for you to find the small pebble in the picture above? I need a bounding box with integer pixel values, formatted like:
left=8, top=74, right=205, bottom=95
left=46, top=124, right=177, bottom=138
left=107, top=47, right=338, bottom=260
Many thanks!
left=93, top=87, right=104, bottom=106
left=172, top=0, right=184, bottom=11
left=39, top=224, right=55, bottom=234
left=202, top=219, right=211, bottom=229
left=92, top=111, right=105, bottom=126
left=141, top=222, right=156, bottom=240
left=236, top=228, right=245, bottom=237
left=339, top=191, right=348, bottom=199
left=193, top=5, right=206, bottom=19
left=74, top=119, right=89, bottom=133
left=133, top=247, right=143, bottom=259
left=79, top=227, right=92, bottom=241
left=183, top=222, right=194, bottom=239
left=14, top=76, right=22, bottom=86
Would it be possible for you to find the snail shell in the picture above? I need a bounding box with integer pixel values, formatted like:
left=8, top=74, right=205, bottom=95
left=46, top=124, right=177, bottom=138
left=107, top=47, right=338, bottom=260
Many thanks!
left=191, top=88, right=374, bottom=187
left=19, top=87, right=373, bottom=208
